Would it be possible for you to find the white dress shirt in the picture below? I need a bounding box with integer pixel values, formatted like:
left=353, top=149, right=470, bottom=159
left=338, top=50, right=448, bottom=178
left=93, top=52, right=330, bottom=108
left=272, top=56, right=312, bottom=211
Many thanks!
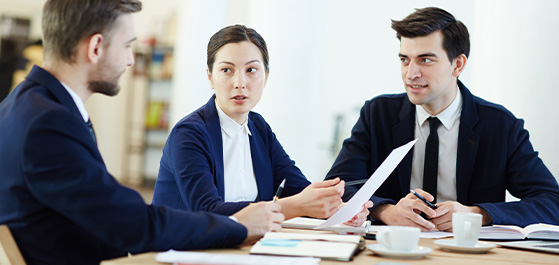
left=410, top=87, right=462, bottom=202
left=60, top=82, right=89, bottom=123
left=215, top=101, right=258, bottom=202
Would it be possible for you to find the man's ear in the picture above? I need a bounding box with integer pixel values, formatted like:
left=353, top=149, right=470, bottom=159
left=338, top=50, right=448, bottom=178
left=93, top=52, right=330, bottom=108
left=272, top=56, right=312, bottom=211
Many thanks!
left=87, top=33, right=104, bottom=64
left=452, top=54, right=467, bottom=77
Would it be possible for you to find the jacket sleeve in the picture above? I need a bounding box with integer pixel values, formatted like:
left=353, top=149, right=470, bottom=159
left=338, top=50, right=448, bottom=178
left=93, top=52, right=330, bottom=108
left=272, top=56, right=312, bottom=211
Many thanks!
left=23, top=110, right=247, bottom=253
left=325, top=101, right=398, bottom=212
left=475, top=119, right=559, bottom=226
left=160, top=120, right=250, bottom=215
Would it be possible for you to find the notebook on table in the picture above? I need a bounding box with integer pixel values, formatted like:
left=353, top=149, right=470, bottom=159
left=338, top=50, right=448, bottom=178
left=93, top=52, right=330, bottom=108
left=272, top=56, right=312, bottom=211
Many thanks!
left=498, top=241, right=559, bottom=254
left=250, top=232, right=365, bottom=261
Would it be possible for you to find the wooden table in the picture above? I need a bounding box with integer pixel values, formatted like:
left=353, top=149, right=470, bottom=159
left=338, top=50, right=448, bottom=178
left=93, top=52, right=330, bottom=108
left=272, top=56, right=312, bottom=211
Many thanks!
left=102, top=231, right=558, bottom=265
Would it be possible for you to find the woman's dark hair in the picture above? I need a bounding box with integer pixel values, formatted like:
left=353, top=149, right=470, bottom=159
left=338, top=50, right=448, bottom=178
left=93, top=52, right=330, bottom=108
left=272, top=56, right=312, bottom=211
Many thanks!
left=391, top=7, right=469, bottom=62
left=207, top=24, right=269, bottom=73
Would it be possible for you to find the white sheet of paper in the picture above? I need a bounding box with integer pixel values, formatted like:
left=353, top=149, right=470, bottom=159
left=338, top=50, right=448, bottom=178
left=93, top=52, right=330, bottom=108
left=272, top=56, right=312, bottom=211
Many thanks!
left=156, top=250, right=320, bottom=265
left=420, top=231, right=453, bottom=239
left=368, top=226, right=453, bottom=239
left=316, top=139, right=417, bottom=229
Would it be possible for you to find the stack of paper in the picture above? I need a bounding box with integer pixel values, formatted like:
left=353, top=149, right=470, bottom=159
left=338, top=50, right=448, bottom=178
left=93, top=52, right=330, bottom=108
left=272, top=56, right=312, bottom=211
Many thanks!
left=282, top=217, right=370, bottom=233
left=156, top=250, right=320, bottom=265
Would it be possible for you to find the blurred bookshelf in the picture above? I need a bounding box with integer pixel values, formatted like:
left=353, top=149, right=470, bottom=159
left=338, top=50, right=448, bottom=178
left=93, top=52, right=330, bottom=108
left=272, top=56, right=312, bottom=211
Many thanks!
left=124, top=42, right=174, bottom=187
left=122, top=12, right=177, bottom=188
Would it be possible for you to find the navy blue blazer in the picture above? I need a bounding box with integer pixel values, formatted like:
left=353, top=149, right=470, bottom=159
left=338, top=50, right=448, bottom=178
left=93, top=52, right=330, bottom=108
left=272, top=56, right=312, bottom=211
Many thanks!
left=326, top=81, right=559, bottom=227
left=152, top=96, right=310, bottom=215
left=0, top=66, right=247, bottom=265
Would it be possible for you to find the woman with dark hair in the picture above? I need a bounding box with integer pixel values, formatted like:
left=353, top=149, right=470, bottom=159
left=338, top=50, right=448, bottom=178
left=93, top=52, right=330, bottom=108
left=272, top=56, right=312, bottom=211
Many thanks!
left=153, top=25, right=372, bottom=223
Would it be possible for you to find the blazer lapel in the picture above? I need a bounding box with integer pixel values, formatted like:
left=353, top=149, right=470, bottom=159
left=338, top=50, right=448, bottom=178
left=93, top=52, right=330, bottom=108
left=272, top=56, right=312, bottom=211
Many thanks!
left=456, top=81, right=480, bottom=204
left=203, top=96, right=226, bottom=198
left=393, top=97, right=416, bottom=196
left=247, top=117, right=273, bottom=201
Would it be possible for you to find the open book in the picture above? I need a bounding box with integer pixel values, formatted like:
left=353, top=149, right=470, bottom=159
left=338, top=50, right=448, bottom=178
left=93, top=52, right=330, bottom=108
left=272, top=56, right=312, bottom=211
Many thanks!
left=250, top=232, right=365, bottom=261
left=282, top=217, right=370, bottom=233
left=479, top=223, right=559, bottom=241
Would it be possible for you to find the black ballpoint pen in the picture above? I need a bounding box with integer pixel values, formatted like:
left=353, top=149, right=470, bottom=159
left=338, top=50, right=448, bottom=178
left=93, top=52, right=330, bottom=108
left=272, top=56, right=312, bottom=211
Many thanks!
left=410, top=189, right=438, bottom=209
left=273, top=179, right=286, bottom=203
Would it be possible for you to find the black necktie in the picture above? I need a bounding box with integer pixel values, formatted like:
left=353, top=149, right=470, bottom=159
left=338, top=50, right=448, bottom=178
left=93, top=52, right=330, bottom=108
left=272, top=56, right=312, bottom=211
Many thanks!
left=423, top=117, right=440, bottom=203
left=86, top=119, right=96, bottom=143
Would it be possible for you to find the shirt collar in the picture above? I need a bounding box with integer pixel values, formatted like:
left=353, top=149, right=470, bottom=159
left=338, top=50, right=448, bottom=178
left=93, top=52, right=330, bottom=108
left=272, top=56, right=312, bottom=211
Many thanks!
left=60, top=82, right=89, bottom=123
left=416, top=85, right=462, bottom=130
left=215, top=99, right=252, bottom=137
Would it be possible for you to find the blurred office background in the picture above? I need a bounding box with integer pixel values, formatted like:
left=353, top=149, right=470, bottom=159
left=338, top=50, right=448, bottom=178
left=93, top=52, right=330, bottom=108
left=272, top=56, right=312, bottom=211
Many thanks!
left=1, top=0, right=558, bottom=201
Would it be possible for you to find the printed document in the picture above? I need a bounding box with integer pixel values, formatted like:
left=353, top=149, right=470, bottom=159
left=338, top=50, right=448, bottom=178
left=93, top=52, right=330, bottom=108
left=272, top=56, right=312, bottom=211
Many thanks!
left=316, top=139, right=417, bottom=229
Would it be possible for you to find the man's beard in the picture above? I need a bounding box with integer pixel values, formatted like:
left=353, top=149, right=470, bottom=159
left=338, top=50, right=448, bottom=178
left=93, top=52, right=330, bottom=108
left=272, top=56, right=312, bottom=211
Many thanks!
left=89, top=80, right=120, bottom=96
left=89, top=53, right=123, bottom=96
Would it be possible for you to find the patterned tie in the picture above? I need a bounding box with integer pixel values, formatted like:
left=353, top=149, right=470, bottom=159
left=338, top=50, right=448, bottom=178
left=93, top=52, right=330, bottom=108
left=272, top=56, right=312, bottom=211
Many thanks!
left=423, top=117, right=440, bottom=203
left=86, top=119, right=96, bottom=143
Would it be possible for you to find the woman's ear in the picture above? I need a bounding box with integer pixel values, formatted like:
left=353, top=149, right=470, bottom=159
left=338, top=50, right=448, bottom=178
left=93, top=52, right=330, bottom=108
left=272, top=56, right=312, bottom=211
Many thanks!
left=87, top=33, right=104, bottom=64
left=264, top=71, right=269, bottom=87
left=207, top=68, right=214, bottom=89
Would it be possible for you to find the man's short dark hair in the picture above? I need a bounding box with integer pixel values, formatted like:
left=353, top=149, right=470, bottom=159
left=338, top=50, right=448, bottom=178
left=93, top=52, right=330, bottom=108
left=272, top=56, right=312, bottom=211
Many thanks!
left=42, top=0, right=142, bottom=63
left=391, top=7, right=469, bottom=62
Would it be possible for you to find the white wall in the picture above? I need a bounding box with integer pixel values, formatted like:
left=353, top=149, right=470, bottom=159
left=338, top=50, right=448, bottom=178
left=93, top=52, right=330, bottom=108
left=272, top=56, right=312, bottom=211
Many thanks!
left=470, top=0, right=559, bottom=181
left=172, top=0, right=478, bottom=182
left=7, top=0, right=558, bottom=185
left=173, top=0, right=559, bottom=184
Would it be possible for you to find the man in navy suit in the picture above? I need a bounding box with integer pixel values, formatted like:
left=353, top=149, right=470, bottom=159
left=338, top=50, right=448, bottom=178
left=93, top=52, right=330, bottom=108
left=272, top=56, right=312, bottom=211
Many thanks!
left=0, top=0, right=283, bottom=264
left=326, top=7, right=559, bottom=231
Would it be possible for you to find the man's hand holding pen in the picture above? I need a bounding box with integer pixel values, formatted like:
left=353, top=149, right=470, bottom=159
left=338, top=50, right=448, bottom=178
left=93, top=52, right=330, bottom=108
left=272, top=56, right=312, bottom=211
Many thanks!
left=370, top=189, right=437, bottom=231
left=369, top=189, right=493, bottom=232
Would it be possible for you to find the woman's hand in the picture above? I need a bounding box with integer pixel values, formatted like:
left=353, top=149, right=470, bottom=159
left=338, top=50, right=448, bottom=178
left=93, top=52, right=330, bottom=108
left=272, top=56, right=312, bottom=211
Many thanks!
left=343, top=200, right=374, bottom=227
left=278, top=178, right=344, bottom=220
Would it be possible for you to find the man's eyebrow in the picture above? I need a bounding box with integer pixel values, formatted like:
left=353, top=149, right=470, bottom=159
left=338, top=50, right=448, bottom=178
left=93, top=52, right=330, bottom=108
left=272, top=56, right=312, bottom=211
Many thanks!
left=418, top=52, right=438, bottom=58
left=398, top=52, right=438, bottom=58
left=126, top=37, right=137, bottom=44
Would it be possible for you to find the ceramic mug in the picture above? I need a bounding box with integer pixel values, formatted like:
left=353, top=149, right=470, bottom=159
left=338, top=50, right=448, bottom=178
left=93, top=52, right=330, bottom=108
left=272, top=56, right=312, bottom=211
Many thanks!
left=376, top=226, right=420, bottom=252
left=452, top=213, right=482, bottom=247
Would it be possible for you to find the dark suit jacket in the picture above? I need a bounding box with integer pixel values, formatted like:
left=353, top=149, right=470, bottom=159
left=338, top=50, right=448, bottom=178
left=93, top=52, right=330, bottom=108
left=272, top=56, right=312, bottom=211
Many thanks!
left=152, top=96, right=310, bottom=215
left=0, top=66, right=247, bottom=265
left=326, top=81, right=559, bottom=227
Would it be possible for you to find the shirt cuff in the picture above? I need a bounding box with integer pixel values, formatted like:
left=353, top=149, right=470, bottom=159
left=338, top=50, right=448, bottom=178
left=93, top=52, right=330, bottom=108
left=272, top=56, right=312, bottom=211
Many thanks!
left=229, top=215, right=239, bottom=223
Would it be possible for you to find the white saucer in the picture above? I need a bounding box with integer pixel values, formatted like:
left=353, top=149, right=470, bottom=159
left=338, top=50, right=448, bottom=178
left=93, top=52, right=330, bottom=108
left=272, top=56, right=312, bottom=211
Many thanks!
left=434, top=239, right=496, bottom=253
left=367, top=244, right=432, bottom=259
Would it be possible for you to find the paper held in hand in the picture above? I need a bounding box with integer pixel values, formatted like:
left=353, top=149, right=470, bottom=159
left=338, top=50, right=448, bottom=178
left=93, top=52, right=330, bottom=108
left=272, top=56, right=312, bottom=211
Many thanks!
left=315, top=139, right=417, bottom=229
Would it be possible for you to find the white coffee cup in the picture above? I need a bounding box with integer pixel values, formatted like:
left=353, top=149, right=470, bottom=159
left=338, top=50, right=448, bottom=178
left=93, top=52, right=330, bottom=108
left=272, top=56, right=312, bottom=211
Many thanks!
left=452, top=213, right=482, bottom=247
left=376, top=226, right=420, bottom=252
